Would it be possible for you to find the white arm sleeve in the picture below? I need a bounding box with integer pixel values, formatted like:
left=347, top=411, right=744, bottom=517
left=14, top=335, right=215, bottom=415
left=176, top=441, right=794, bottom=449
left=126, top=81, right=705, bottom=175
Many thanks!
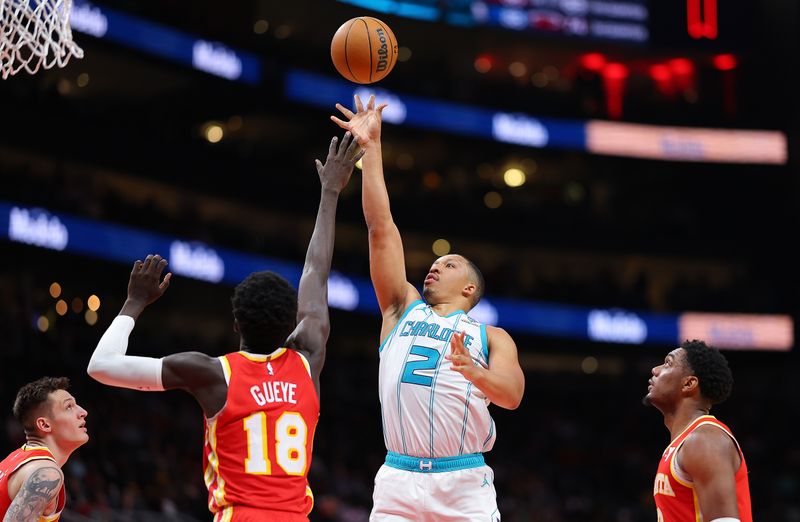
left=87, top=315, right=165, bottom=391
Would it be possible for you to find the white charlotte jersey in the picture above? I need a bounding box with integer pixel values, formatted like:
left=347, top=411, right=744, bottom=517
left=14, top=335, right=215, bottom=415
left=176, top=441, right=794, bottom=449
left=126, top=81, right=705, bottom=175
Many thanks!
left=378, top=299, right=496, bottom=458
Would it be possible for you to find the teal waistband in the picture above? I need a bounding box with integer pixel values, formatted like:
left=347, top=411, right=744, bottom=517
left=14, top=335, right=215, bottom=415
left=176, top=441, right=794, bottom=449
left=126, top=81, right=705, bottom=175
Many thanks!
left=384, top=451, right=485, bottom=473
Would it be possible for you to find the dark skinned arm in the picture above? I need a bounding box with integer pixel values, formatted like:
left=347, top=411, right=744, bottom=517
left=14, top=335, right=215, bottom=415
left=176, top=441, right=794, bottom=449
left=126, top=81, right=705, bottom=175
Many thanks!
left=285, top=131, right=364, bottom=395
left=88, top=254, right=227, bottom=416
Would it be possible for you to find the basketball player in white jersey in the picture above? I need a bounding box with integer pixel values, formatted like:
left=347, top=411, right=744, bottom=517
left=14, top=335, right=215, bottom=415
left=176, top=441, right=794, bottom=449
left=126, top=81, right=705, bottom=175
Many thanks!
left=332, top=95, right=525, bottom=521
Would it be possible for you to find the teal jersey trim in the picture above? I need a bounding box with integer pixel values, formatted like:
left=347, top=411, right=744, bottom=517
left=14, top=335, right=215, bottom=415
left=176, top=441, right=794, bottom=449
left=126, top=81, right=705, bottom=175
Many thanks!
left=480, top=323, right=489, bottom=363
left=378, top=299, right=424, bottom=353
left=385, top=451, right=485, bottom=473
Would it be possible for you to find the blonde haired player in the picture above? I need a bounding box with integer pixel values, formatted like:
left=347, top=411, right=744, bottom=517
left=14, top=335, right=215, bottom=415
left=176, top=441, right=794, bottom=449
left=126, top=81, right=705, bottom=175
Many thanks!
left=332, top=95, right=525, bottom=521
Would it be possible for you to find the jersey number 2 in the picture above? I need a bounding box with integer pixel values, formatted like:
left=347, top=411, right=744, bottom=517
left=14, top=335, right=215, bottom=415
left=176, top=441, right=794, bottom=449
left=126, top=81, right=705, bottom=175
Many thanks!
left=243, top=412, right=307, bottom=476
left=400, top=345, right=441, bottom=387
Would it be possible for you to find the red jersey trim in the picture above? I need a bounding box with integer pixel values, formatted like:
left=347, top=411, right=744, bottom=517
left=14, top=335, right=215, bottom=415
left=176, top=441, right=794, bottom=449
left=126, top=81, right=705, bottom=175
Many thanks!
left=305, top=485, right=314, bottom=514
left=213, top=505, right=233, bottom=522
left=296, top=352, right=311, bottom=378
left=220, top=356, right=232, bottom=385
left=8, top=445, right=58, bottom=475
left=205, top=417, right=228, bottom=512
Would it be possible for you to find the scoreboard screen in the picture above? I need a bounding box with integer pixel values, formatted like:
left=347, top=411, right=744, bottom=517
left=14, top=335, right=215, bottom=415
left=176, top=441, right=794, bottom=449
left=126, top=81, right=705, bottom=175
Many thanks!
left=470, top=0, right=650, bottom=44
left=337, top=0, right=751, bottom=49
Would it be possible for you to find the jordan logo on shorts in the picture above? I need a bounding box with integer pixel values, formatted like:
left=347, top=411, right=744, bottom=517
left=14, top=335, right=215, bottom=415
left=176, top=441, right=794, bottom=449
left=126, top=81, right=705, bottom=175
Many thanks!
left=481, top=474, right=490, bottom=487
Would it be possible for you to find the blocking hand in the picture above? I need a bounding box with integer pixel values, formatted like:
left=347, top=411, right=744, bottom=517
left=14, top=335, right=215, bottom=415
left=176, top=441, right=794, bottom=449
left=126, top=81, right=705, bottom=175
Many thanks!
left=315, top=131, right=365, bottom=193
left=127, top=254, right=172, bottom=307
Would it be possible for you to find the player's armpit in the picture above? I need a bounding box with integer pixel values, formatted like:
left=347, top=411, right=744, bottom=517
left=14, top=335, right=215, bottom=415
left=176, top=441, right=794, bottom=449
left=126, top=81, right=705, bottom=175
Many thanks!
left=285, top=316, right=328, bottom=383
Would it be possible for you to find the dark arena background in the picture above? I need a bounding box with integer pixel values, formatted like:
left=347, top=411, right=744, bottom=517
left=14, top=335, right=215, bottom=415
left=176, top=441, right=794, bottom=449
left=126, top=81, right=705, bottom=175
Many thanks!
left=1, top=1, right=798, bottom=520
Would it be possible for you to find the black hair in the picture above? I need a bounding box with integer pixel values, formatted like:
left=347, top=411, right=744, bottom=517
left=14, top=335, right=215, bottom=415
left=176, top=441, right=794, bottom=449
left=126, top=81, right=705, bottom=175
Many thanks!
left=681, top=339, right=734, bottom=405
left=231, top=271, right=298, bottom=352
left=462, top=256, right=485, bottom=307
left=13, top=376, right=70, bottom=433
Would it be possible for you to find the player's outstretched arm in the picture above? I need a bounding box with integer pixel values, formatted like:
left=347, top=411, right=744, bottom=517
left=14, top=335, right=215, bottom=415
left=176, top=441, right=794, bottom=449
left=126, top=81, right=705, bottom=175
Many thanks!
left=332, top=94, right=419, bottom=323
left=447, top=328, right=525, bottom=410
left=87, top=254, right=172, bottom=392
left=286, top=132, right=363, bottom=394
left=3, top=462, right=63, bottom=522
left=87, top=255, right=226, bottom=415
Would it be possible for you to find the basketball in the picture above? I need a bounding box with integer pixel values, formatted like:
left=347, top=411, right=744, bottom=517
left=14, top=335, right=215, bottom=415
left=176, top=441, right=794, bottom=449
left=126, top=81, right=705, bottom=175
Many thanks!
left=331, top=16, right=398, bottom=84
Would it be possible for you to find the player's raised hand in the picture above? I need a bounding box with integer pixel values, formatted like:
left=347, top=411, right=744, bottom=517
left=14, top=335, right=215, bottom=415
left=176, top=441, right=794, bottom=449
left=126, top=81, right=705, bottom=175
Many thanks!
left=446, top=331, right=482, bottom=383
left=330, top=94, right=387, bottom=147
left=127, top=254, right=172, bottom=307
left=316, top=131, right=365, bottom=193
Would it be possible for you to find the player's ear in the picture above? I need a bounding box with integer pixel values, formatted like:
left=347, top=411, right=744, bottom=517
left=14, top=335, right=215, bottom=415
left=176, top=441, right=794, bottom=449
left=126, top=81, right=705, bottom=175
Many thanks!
left=35, top=416, right=51, bottom=434
left=462, top=282, right=476, bottom=300
left=682, top=375, right=700, bottom=395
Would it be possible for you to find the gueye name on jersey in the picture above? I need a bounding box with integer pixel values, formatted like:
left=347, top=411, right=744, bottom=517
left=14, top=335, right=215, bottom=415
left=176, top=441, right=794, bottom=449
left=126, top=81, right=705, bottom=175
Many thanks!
left=249, top=381, right=298, bottom=406
left=399, top=320, right=474, bottom=347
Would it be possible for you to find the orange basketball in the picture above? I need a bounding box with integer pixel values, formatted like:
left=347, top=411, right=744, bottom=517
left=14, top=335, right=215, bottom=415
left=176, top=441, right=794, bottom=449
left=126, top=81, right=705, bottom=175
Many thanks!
left=331, top=16, right=398, bottom=84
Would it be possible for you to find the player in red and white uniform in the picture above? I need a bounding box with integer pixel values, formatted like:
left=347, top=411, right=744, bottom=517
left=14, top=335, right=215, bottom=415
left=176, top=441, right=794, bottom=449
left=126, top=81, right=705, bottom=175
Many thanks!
left=88, top=131, right=363, bottom=521
left=645, top=339, right=752, bottom=522
left=1, top=377, right=88, bottom=521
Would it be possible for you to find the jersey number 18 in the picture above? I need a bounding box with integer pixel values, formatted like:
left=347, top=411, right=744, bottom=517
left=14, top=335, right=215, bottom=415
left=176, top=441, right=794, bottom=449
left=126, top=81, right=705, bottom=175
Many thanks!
left=243, top=411, right=308, bottom=476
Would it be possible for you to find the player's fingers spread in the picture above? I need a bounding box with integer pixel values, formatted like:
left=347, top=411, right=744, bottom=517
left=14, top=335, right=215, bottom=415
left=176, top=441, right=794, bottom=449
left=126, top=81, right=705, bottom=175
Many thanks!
left=315, top=159, right=323, bottom=174
left=335, top=103, right=354, bottom=119
left=328, top=135, right=339, bottom=157
left=354, top=94, right=364, bottom=112
left=142, top=254, right=154, bottom=271
left=367, top=94, right=375, bottom=110
left=330, top=115, right=350, bottom=130
left=132, top=260, right=142, bottom=274
left=156, top=258, right=168, bottom=274
left=376, top=102, right=388, bottom=114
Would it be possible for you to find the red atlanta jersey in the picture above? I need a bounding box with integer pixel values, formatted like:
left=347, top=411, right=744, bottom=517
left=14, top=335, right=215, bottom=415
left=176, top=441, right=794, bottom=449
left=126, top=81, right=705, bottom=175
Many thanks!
left=654, top=415, right=752, bottom=522
left=204, top=349, right=320, bottom=521
left=0, top=445, right=65, bottom=521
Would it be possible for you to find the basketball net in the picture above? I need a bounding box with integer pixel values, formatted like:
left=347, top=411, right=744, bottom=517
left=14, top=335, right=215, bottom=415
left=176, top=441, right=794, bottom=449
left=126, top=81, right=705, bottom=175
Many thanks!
left=0, top=0, right=83, bottom=79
